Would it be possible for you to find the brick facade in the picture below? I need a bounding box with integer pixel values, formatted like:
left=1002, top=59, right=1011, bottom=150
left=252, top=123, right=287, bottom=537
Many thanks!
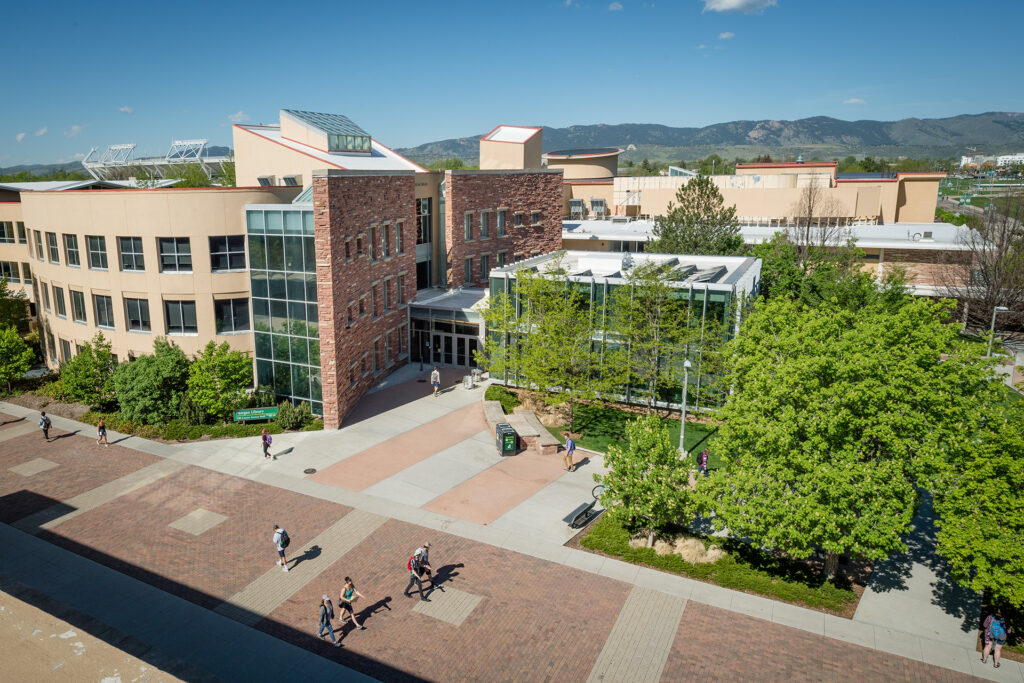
left=444, top=170, right=563, bottom=288
left=314, top=172, right=416, bottom=429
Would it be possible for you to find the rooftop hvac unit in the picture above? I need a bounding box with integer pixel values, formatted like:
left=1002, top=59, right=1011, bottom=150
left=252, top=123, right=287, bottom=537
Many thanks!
left=569, top=199, right=586, bottom=220
left=257, top=175, right=276, bottom=187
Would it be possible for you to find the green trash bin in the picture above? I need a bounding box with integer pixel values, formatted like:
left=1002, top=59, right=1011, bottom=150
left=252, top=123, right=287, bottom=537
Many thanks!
left=496, top=423, right=517, bottom=456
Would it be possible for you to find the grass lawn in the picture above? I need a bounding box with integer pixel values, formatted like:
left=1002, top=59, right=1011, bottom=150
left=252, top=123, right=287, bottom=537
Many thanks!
left=580, top=515, right=858, bottom=613
left=545, top=402, right=721, bottom=469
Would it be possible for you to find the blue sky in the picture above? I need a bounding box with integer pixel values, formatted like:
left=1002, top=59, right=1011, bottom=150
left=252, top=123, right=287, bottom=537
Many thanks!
left=4, top=0, right=1023, bottom=165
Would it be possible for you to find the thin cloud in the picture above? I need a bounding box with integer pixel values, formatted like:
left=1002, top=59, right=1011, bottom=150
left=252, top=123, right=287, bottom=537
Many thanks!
left=118, top=105, right=134, bottom=114
left=227, top=111, right=250, bottom=123
left=35, top=127, right=47, bottom=137
left=696, top=44, right=708, bottom=49
left=843, top=98, right=866, bottom=105
left=703, top=0, right=776, bottom=13
left=609, top=1, right=623, bottom=9
left=718, top=31, right=734, bottom=39
left=65, top=125, right=83, bottom=137
left=15, top=132, right=26, bottom=143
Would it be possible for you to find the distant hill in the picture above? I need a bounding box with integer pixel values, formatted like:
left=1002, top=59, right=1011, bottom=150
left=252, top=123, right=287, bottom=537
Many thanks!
left=396, top=112, right=1024, bottom=165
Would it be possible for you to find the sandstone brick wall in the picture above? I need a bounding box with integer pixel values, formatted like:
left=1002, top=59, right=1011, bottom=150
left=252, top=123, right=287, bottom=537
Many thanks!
left=444, top=171, right=563, bottom=288
left=314, top=173, right=416, bottom=429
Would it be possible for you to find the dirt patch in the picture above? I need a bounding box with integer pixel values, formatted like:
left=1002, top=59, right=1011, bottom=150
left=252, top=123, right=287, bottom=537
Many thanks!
left=506, top=387, right=722, bottom=428
left=3, top=392, right=91, bottom=421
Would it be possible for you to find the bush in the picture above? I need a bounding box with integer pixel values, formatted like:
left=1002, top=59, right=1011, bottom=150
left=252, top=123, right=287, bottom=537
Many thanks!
left=276, top=400, right=313, bottom=430
left=186, top=341, right=252, bottom=422
left=60, top=333, right=117, bottom=409
left=38, top=377, right=71, bottom=402
left=485, top=385, right=521, bottom=414
left=112, top=338, right=190, bottom=424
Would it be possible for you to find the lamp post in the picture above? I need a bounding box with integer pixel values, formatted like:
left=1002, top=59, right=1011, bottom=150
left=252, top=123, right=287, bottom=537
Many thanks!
left=987, top=306, right=1010, bottom=358
left=679, top=359, right=692, bottom=461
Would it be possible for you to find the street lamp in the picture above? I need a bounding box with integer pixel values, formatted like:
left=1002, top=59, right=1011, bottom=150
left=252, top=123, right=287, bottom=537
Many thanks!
left=679, top=359, right=692, bottom=460
left=987, top=306, right=1010, bottom=358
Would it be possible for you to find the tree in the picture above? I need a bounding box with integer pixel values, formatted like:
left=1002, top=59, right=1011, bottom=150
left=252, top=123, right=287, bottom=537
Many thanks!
left=0, top=277, right=29, bottom=333
left=218, top=159, right=236, bottom=187
left=598, top=415, right=695, bottom=546
left=648, top=175, right=744, bottom=256
left=933, top=399, right=1024, bottom=607
left=168, top=163, right=213, bottom=188
left=426, top=158, right=470, bottom=171
left=0, top=326, right=34, bottom=393
left=787, top=179, right=848, bottom=269
left=112, top=338, right=190, bottom=424
left=60, top=333, right=117, bottom=409
left=186, top=341, right=253, bottom=422
left=705, top=297, right=1001, bottom=580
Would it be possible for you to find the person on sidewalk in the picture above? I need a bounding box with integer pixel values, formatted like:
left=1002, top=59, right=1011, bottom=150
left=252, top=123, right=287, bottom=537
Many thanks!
left=39, top=411, right=51, bottom=442
left=430, top=367, right=441, bottom=397
left=317, top=595, right=342, bottom=647
left=96, top=418, right=109, bottom=447
left=261, top=428, right=272, bottom=459
left=563, top=436, right=576, bottom=472
left=404, top=549, right=430, bottom=601
left=982, top=609, right=1011, bottom=668
left=338, top=577, right=366, bottom=630
left=416, top=541, right=441, bottom=592
left=273, top=524, right=290, bottom=572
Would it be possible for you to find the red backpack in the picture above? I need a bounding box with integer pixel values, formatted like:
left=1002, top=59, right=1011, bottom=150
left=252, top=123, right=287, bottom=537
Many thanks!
left=407, top=555, right=415, bottom=571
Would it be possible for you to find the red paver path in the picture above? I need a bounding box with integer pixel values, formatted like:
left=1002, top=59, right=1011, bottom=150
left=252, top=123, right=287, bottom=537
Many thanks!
left=310, top=402, right=489, bottom=491
left=258, top=517, right=630, bottom=682
left=421, top=446, right=566, bottom=524
left=660, top=601, right=977, bottom=682
left=0, top=412, right=31, bottom=431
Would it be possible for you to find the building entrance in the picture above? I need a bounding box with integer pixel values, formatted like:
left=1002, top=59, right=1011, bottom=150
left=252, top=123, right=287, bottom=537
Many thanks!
left=430, top=332, right=478, bottom=368
left=411, top=318, right=480, bottom=369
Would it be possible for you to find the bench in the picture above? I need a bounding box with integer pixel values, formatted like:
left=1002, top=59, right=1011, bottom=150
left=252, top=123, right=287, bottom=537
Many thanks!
left=514, top=409, right=561, bottom=456
left=483, top=400, right=507, bottom=429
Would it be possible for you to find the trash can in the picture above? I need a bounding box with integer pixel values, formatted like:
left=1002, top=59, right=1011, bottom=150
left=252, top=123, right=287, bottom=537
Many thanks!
left=463, top=374, right=474, bottom=389
left=496, top=423, right=517, bottom=456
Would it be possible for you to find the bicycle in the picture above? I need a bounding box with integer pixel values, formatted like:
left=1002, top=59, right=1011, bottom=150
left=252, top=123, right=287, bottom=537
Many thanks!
left=591, top=484, right=605, bottom=501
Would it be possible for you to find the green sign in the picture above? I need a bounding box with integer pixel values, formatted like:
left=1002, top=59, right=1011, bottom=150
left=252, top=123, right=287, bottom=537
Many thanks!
left=503, top=433, right=516, bottom=451
left=233, top=407, right=279, bottom=422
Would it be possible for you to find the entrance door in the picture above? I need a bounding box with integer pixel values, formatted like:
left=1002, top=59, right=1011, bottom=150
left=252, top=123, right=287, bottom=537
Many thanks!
left=456, top=337, right=466, bottom=366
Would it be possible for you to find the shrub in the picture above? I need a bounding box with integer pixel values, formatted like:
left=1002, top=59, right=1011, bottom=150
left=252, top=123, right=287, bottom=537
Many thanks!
left=485, top=385, right=521, bottom=414
left=276, top=400, right=313, bottom=430
left=186, top=341, right=252, bottom=422
left=112, top=338, right=190, bottom=424
left=38, top=378, right=71, bottom=402
left=60, top=333, right=117, bottom=409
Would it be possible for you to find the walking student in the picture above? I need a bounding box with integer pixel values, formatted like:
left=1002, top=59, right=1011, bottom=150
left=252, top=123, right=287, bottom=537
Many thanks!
left=261, top=428, right=272, bottom=458
left=317, top=595, right=342, bottom=647
left=982, top=609, right=1011, bottom=668
left=417, top=541, right=439, bottom=591
left=273, top=524, right=291, bottom=572
left=338, top=577, right=366, bottom=630
left=699, top=449, right=710, bottom=477
left=39, top=411, right=51, bottom=442
left=430, top=366, right=441, bottom=397
left=404, top=549, right=430, bottom=601
left=96, top=418, right=109, bottom=447
left=563, top=436, right=576, bottom=472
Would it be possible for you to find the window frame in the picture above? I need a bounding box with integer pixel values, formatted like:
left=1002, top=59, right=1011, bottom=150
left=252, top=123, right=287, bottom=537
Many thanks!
left=124, top=297, right=151, bottom=332
left=118, top=236, right=145, bottom=272
left=46, top=232, right=60, bottom=263
left=209, top=235, right=246, bottom=272
left=464, top=257, right=472, bottom=283
left=63, top=234, right=81, bottom=267
left=214, top=297, right=251, bottom=334
left=0, top=261, right=19, bottom=283
left=480, top=211, right=488, bottom=238
left=53, top=285, right=66, bottom=318
left=87, top=235, right=109, bottom=270
left=93, top=293, right=115, bottom=329
left=70, top=290, right=87, bottom=323
left=158, top=237, right=192, bottom=273
left=164, top=299, right=198, bottom=335
left=464, top=213, right=472, bottom=241
left=34, top=231, right=44, bottom=261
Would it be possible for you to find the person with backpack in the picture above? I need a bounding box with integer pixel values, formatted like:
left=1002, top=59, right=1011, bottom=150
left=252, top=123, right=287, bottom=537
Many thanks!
left=261, top=429, right=272, bottom=459
left=317, top=595, right=342, bottom=647
left=404, top=548, right=430, bottom=601
left=39, top=411, right=51, bottom=442
left=273, top=524, right=291, bottom=572
left=982, top=609, right=1011, bottom=668
left=563, top=436, right=576, bottom=472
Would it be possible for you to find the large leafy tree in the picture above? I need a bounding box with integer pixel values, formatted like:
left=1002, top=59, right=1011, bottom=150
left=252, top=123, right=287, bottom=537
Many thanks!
left=0, top=325, right=35, bottom=392
left=187, top=341, right=253, bottom=422
left=598, top=415, right=695, bottom=546
left=112, top=338, right=190, bottom=424
left=706, top=296, right=1000, bottom=579
left=60, top=332, right=117, bottom=409
left=648, top=175, right=743, bottom=256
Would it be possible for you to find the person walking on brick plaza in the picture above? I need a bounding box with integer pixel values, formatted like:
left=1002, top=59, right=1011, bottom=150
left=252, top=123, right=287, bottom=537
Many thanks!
left=96, top=417, right=109, bottom=447
left=416, top=541, right=442, bottom=592
left=273, top=524, right=291, bottom=572
left=261, top=428, right=272, bottom=459
left=404, top=548, right=430, bottom=601
left=337, top=577, right=367, bottom=630
left=430, top=366, right=441, bottom=397
left=317, top=595, right=342, bottom=647
left=563, top=436, right=576, bottom=472
left=982, top=609, right=1011, bottom=668
left=39, top=411, right=51, bottom=442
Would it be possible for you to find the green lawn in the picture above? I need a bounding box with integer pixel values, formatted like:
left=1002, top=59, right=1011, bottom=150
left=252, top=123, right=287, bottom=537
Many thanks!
left=581, top=515, right=858, bottom=612
left=545, top=402, right=721, bottom=468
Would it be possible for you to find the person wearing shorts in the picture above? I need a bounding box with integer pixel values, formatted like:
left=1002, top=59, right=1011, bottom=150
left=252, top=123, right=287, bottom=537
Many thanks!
left=982, top=610, right=1011, bottom=668
left=431, top=367, right=440, bottom=396
left=96, top=418, right=109, bottom=447
left=273, top=524, right=290, bottom=571
left=338, top=577, right=366, bottom=630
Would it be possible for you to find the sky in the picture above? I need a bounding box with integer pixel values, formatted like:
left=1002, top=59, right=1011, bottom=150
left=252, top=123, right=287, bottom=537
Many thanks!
left=4, top=0, right=1024, bottom=166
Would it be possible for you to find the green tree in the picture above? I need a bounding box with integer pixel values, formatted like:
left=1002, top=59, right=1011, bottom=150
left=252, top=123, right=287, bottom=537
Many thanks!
left=112, top=338, right=190, bottom=423
left=187, top=341, right=253, bottom=422
left=0, top=277, right=29, bottom=333
left=598, top=415, right=695, bottom=546
left=426, top=158, right=468, bottom=170
left=648, top=175, right=744, bottom=256
left=60, top=333, right=117, bottom=409
left=0, top=325, right=35, bottom=393
left=706, top=297, right=1001, bottom=579
left=168, top=163, right=213, bottom=188
left=218, top=159, right=236, bottom=187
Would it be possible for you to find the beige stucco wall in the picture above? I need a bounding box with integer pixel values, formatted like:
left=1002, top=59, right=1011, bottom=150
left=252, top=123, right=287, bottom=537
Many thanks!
left=233, top=125, right=336, bottom=188
left=563, top=183, right=614, bottom=216
left=547, top=155, right=618, bottom=180
left=0, top=202, right=33, bottom=301
left=736, top=164, right=837, bottom=177
left=20, top=187, right=298, bottom=368
left=895, top=176, right=941, bottom=223
left=279, top=112, right=328, bottom=151
left=480, top=139, right=528, bottom=170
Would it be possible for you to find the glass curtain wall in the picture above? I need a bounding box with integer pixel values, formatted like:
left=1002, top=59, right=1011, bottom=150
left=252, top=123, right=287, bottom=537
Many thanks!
left=246, top=208, right=323, bottom=415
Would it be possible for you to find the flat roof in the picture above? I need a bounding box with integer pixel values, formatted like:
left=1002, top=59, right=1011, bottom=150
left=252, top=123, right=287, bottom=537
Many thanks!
left=545, top=148, right=620, bottom=159
left=736, top=161, right=837, bottom=169
left=234, top=124, right=425, bottom=173
left=281, top=109, right=369, bottom=137
left=481, top=125, right=541, bottom=144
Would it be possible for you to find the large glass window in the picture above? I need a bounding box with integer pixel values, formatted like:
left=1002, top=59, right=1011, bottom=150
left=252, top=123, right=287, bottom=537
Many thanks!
left=165, top=300, right=197, bottom=334
left=210, top=235, right=246, bottom=271
left=93, top=294, right=115, bottom=328
left=416, top=198, right=432, bottom=245
left=64, top=234, right=80, bottom=267
left=46, top=232, right=60, bottom=263
left=125, top=298, right=150, bottom=331
left=215, top=298, right=250, bottom=333
left=480, top=212, right=488, bottom=238
left=87, top=236, right=108, bottom=269
left=70, top=290, right=87, bottom=323
left=118, top=237, right=145, bottom=271
left=497, top=211, right=506, bottom=236
left=17, top=222, right=26, bottom=244
left=0, top=222, right=14, bottom=244
left=159, top=238, right=192, bottom=272
left=53, top=286, right=66, bottom=317
left=0, top=261, right=19, bottom=282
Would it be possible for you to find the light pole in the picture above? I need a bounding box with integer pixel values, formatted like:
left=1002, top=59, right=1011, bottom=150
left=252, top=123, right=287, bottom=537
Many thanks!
left=679, top=359, right=692, bottom=461
left=987, top=306, right=1010, bottom=357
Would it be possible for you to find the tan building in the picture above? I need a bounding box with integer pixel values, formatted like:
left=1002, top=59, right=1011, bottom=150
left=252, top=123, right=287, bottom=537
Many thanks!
left=478, top=125, right=542, bottom=170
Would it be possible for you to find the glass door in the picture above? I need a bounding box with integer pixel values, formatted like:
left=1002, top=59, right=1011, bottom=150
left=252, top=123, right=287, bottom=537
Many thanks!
left=456, top=337, right=466, bottom=366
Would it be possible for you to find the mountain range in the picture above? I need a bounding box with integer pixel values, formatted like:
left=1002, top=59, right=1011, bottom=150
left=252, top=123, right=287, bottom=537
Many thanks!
left=396, top=112, right=1024, bottom=165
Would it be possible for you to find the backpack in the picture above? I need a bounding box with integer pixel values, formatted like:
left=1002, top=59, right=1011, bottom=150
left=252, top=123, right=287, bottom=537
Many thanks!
left=991, top=619, right=1007, bottom=641
left=407, top=555, right=415, bottom=571
left=40, top=416, right=51, bottom=429
left=279, top=529, right=290, bottom=549
left=266, top=434, right=272, bottom=446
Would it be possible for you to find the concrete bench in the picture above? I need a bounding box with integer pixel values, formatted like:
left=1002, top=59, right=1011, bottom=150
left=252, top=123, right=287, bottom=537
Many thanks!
left=483, top=400, right=508, bottom=429
left=515, top=410, right=561, bottom=456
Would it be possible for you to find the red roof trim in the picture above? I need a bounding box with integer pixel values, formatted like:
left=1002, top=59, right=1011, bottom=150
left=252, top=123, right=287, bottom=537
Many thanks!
left=479, top=124, right=542, bottom=144
left=234, top=124, right=346, bottom=170
left=25, top=186, right=299, bottom=194
left=371, top=140, right=428, bottom=173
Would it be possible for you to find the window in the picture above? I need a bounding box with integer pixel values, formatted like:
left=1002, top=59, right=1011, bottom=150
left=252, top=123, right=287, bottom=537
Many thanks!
left=257, top=176, right=275, bottom=187
left=64, top=234, right=80, bottom=267
left=93, top=294, right=115, bottom=328
left=53, top=286, right=66, bottom=317
left=531, top=211, right=542, bottom=225
left=118, top=236, right=145, bottom=271
left=209, top=235, right=246, bottom=271
left=0, top=222, right=13, bottom=244
left=42, top=283, right=51, bottom=312
left=70, top=290, right=87, bottom=323
left=21, top=262, right=31, bottom=283
left=480, top=254, right=489, bottom=280
left=46, top=232, right=60, bottom=263
left=497, top=252, right=506, bottom=268
left=165, top=300, right=197, bottom=334
left=215, top=298, right=250, bottom=333
left=87, top=235, right=108, bottom=269
left=356, top=236, right=364, bottom=256
left=464, top=213, right=472, bottom=240
left=384, top=279, right=392, bottom=312
left=17, top=222, right=27, bottom=244
left=497, top=211, right=506, bottom=236
left=345, top=240, right=352, bottom=260
left=395, top=221, right=404, bottom=254
left=34, top=231, right=44, bottom=261
left=480, top=212, right=488, bottom=238
left=60, top=339, right=71, bottom=363
left=371, top=284, right=379, bottom=318
left=416, top=198, right=432, bottom=245
left=373, top=338, right=380, bottom=373
left=397, top=274, right=405, bottom=305
left=358, top=296, right=366, bottom=317
left=369, top=226, right=377, bottom=261
left=464, top=258, right=472, bottom=283
left=0, top=261, right=19, bottom=283
left=45, top=330, right=55, bottom=360
left=515, top=212, right=523, bottom=227
left=158, top=238, right=191, bottom=272
left=383, top=223, right=391, bottom=257
left=347, top=304, right=354, bottom=326
left=125, top=298, right=150, bottom=331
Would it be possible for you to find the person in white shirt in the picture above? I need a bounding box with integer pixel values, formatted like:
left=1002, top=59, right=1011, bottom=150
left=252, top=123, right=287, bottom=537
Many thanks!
left=273, top=525, right=290, bottom=572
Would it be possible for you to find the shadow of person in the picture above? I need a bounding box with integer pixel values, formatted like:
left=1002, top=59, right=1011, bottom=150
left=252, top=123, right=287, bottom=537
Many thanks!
left=0, top=418, right=25, bottom=427
left=50, top=430, right=81, bottom=440
left=572, top=456, right=592, bottom=470
left=290, top=544, right=322, bottom=569
left=431, top=563, right=464, bottom=590
left=272, top=446, right=295, bottom=461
